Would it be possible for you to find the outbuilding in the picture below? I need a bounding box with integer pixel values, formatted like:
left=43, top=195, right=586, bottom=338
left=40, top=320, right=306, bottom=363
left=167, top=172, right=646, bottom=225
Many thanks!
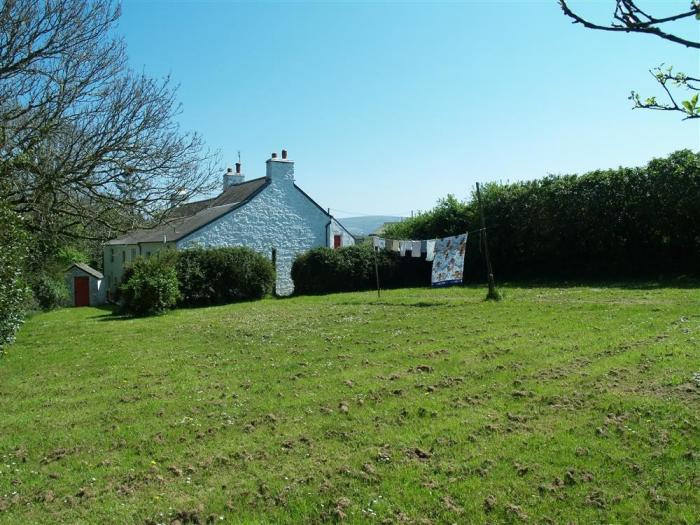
left=65, top=263, right=106, bottom=306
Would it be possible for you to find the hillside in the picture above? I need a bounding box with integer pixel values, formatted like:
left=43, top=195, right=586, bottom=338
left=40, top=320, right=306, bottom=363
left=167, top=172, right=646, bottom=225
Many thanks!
left=0, top=286, right=698, bottom=523
left=337, top=216, right=403, bottom=236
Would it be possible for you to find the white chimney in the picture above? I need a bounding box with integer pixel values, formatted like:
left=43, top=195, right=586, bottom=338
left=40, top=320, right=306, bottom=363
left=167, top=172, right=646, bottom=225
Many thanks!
left=266, top=149, right=294, bottom=183
left=223, top=162, right=245, bottom=190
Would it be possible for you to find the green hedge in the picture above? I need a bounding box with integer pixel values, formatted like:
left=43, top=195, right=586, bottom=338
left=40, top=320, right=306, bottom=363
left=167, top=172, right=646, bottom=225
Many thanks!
left=0, top=206, right=29, bottom=353
left=385, top=150, right=700, bottom=280
left=292, top=244, right=431, bottom=295
left=119, top=247, right=275, bottom=315
left=176, top=247, right=275, bottom=306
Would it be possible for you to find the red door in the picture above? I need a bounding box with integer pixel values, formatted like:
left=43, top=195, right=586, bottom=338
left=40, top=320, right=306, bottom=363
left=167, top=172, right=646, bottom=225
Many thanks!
left=74, top=276, right=90, bottom=307
left=333, top=234, right=342, bottom=249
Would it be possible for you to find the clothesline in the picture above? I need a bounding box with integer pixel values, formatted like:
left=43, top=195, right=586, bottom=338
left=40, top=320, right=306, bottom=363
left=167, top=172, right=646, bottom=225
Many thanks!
left=378, top=227, right=486, bottom=243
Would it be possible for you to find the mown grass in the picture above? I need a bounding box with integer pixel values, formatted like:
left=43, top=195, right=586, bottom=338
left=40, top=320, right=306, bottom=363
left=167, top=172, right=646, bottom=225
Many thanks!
left=0, top=285, right=698, bottom=524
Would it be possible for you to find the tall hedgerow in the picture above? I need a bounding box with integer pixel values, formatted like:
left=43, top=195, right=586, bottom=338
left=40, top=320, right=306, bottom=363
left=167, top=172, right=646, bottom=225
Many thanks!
left=384, top=150, right=700, bottom=280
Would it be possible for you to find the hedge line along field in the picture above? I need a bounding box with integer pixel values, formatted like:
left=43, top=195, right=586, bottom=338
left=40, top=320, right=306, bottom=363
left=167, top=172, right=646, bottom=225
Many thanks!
left=0, top=285, right=698, bottom=524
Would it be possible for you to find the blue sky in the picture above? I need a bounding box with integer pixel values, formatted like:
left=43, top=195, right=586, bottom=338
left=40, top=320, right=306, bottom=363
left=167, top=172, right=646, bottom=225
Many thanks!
left=118, top=1, right=699, bottom=217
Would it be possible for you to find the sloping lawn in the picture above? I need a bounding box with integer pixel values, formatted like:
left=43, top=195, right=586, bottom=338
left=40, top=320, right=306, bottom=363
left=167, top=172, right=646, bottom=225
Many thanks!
left=0, top=285, right=698, bottom=524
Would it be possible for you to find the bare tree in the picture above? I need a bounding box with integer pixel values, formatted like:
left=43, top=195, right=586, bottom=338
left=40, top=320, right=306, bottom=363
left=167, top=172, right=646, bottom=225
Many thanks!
left=0, top=0, right=219, bottom=241
left=559, top=0, right=700, bottom=120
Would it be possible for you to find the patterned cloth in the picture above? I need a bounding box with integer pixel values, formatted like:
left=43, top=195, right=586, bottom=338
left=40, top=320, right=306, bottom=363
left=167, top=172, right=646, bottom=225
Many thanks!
left=411, top=240, right=422, bottom=257
left=431, top=234, right=468, bottom=287
left=425, top=240, right=436, bottom=262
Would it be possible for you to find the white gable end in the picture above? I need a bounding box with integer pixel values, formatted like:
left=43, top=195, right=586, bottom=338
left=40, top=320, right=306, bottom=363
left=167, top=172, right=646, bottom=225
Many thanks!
left=177, top=158, right=353, bottom=295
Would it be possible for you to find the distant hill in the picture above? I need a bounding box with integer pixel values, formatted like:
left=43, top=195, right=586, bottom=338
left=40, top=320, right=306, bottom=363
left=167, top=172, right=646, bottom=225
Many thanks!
left=337, top=216, right=404, bottom=236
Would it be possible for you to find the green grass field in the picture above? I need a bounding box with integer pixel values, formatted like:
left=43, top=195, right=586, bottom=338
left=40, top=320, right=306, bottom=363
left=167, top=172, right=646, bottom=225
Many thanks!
left=1, top=285, right=698, bottom=524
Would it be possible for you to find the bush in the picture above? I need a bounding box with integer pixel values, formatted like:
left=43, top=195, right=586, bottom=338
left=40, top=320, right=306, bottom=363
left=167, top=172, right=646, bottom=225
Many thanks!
left=176, top=247, right=275, bottom=306
left=119, top=252, right=180, bottom=316
left=385, top=149, right=700, bottom=281
left=292, top=243, right=431, bottom=295
left=31, top=272, right=69, bottom=310
left=0, top=205, right=29, bottom=354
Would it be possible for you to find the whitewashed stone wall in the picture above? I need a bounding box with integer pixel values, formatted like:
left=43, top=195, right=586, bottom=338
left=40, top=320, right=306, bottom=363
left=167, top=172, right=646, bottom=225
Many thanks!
left=178, top=159, right=354, bottom=295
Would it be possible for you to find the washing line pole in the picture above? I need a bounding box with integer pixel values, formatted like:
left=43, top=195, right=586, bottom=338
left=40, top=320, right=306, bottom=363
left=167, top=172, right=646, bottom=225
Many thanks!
left=475, top=182, right=498, bottom=300
left=373, top=245, right=381, bottom=299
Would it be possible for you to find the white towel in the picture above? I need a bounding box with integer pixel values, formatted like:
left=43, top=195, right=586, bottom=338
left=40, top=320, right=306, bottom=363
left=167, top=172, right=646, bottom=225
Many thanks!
left=399, top=240, right=411, bottom=256
left=425, top=239, right=436, bottom=262
left=411, top=240, right=422, bottom=257
left=372, top=237, right=386, bottom=250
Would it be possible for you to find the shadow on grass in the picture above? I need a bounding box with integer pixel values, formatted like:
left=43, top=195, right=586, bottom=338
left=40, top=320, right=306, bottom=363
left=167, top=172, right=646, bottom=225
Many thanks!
left=337, top=300, right=449, bottom=308
left=487, top=276, right=700, bottom=290
left=87, top=305, right=134, bottom=322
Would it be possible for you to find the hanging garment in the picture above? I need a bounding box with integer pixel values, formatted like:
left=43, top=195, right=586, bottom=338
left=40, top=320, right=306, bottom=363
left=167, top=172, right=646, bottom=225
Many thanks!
left=411, top=240, right=422, bottom=257
left=431, top=233, right=468, bottom=287
left=399, top=240, right=412, bottom=257
left=386, top=239, right=400, bottom=252
left=425, top=240, right=436, bottom=262
left=372, top=237, right=386, bottom=250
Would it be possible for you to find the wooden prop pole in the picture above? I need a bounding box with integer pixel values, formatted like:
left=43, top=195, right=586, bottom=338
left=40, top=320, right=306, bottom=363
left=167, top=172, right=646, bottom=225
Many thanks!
left=373, top=245, right=381, bottom=298
left=475, top=182, right=499, bottom=300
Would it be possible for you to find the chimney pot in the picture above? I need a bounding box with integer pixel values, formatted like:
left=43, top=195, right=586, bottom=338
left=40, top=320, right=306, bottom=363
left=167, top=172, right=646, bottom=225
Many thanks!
left=281, top=149, right=288, bottom=159
left=227, top=167, right=233, bottom=173
left=271, top=152, right=277, bottom=159
left=235, top=162, right=241, bottom=174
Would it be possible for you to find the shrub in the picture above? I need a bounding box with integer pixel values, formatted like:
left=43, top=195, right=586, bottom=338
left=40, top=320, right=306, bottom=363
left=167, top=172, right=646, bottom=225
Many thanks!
left=31, top=272, right=69, bottom=310
left=176, top=247, right=275, bottom=306
left=292, top=243, right=431, bottom=295
left=119, top=252, right=180, bottom=316
left=0, top=205, right=29, bottom=354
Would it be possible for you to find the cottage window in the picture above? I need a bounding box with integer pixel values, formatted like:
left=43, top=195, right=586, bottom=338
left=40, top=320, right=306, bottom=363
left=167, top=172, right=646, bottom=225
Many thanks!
left=271, top=248, right=277, bottom=266
left=131, top=248, right=136, bottom=259
left=122, top=251, right=126, bottom=263
left=110, top=248, right=114, bottom=263
left=333, top=235, right=342, bottom=249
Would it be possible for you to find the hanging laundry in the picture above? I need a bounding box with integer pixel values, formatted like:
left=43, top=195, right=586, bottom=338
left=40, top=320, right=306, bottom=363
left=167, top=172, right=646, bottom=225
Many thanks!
left=372, top=237, right=386, bottom=250
left=431, top=234, right=468, bottom=287
left=386, top=239, right=400, bottom=252
left=425, top=239, right=436, bottom=262
left=411, top=240, right=422, bottom=257
left=399, top=240, right=412, bottom=256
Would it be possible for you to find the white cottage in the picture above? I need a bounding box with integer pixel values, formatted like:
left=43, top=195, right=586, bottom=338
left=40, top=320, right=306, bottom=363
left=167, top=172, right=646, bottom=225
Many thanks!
left=103, top=151, right=354, bottom=296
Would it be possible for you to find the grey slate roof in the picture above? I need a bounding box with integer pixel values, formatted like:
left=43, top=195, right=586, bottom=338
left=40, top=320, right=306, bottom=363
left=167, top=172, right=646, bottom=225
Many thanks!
left=67, top=262, right=104, bottom=279
left=106, top=177, right=269, bottom=245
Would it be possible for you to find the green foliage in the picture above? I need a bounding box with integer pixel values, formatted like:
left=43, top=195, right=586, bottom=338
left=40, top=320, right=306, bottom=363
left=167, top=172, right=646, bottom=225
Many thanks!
left=385, top=150, right=700, bottom=280
left=55, top=246, right=89, bottom=268
left=30, top=272, right=69, bottom=311
left=292, top=244, right=430, bottom=295
left=0, top=205, right=29, bottom=354
left=119, top=252, right=180, bottom=317
left=175, top=247, right=275, bottom=306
